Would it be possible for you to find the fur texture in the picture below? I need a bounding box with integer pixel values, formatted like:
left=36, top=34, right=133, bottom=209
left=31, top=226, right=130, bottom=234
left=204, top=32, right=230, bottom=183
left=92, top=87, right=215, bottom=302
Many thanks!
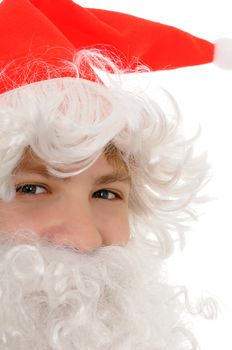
left=0, top=50, right=210, bottom=257
left=0, top=230, right=197, bottom=350
left=0, top=50, right=215, bottom=349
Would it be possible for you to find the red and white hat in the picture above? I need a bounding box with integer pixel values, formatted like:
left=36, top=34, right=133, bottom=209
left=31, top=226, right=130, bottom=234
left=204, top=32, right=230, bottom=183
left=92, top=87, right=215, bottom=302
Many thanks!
left=0, top=0, right=231, bottom=94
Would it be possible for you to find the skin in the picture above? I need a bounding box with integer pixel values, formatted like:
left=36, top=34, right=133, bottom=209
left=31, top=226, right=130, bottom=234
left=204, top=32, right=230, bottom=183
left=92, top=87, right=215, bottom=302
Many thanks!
left=0, top=151, right=131, bottom=252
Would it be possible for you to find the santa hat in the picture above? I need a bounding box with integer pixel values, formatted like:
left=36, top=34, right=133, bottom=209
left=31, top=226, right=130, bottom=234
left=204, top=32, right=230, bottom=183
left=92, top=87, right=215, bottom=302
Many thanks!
left=0, top=0, right=231, bottom=95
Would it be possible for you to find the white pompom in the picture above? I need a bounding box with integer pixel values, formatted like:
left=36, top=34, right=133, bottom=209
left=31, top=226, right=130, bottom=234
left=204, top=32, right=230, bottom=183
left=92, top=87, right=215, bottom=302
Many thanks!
left=214, top=38, right=232, bottom=69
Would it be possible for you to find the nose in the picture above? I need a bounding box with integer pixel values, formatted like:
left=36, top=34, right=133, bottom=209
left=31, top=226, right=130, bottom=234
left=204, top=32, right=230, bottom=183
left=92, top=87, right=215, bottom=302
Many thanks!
left=44, top=197, right=103, bottom=252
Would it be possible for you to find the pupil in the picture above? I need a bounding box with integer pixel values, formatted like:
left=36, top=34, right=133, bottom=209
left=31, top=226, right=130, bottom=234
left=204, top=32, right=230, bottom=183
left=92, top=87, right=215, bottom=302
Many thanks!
left=99, top=190, right=108, bottom=198
left=93, top=190, right=110, bottom=199
left=22, top=185, right=36, bottom=194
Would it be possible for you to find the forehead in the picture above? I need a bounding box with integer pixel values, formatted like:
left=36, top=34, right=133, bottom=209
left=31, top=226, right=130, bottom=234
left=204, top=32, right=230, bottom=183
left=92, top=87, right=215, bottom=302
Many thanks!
left=13, top=147, right=131, bottom=183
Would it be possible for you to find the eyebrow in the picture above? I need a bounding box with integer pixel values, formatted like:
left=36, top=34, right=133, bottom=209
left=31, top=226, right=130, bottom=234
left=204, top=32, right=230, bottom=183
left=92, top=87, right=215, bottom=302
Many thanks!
left=14, top=164, right=131, bottom=186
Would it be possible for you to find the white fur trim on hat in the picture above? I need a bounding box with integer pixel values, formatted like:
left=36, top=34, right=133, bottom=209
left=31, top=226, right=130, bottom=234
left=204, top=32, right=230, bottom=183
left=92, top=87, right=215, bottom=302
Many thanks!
left=214, top=38, right=232, bottom=69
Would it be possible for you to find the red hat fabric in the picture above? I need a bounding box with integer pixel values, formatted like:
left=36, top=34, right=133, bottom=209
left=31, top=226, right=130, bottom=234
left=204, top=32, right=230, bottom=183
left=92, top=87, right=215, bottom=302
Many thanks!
left=0, top=0, right=225, bottom=94
left=30, top=0, right=214, bottom=69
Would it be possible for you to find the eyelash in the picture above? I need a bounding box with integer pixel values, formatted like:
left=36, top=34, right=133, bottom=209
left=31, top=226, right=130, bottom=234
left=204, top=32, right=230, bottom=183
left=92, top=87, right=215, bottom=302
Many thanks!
left=15, top=184, right=122, bottom=200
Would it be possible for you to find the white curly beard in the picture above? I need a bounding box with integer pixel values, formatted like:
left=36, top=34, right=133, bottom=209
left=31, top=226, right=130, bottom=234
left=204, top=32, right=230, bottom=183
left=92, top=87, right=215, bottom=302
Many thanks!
left=0, top=229, right=195, bottom=350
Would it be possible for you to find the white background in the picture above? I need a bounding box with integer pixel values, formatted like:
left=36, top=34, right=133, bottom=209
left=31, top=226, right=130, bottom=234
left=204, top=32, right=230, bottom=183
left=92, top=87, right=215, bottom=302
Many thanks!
left=1, top=0, right=231, bottom=348
left=75, top=1, right=232, bottom=348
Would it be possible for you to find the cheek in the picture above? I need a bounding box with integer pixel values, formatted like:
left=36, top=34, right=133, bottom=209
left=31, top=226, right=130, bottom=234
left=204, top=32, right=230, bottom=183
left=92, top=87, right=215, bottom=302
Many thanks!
left=0, top=201, right=21, bottom=231
left=106, top=218, right=130, bottom=245
left=0, top=199, right=131, bottom=245
left=93, top=203, right=131, bottom=245
left=0, top=200, right=50, bottom=233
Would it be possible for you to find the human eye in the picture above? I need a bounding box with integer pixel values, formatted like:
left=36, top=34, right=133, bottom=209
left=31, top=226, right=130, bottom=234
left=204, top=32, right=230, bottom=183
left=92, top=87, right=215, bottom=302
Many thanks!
left=92, top=189, right=122, bottom=200
left=16, top=183, right=48, bottom=195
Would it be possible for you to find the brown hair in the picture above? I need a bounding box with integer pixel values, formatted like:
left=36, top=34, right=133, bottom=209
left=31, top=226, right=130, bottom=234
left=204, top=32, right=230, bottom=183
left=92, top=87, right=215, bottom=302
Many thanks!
left=13, top=144, right=133, bottom=185
left=103, top=143, right=132, bottom=185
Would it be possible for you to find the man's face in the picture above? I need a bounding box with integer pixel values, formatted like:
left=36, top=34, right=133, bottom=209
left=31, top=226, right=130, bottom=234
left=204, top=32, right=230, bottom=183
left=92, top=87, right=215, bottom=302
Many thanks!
left=0, top=149, right=188, bottom=349
left=0, top=149, right=131, bottom=251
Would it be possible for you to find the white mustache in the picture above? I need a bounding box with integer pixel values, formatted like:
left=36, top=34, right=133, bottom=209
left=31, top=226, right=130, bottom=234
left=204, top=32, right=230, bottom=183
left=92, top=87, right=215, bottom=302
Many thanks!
left=0, top=229, right=196, bottom=350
